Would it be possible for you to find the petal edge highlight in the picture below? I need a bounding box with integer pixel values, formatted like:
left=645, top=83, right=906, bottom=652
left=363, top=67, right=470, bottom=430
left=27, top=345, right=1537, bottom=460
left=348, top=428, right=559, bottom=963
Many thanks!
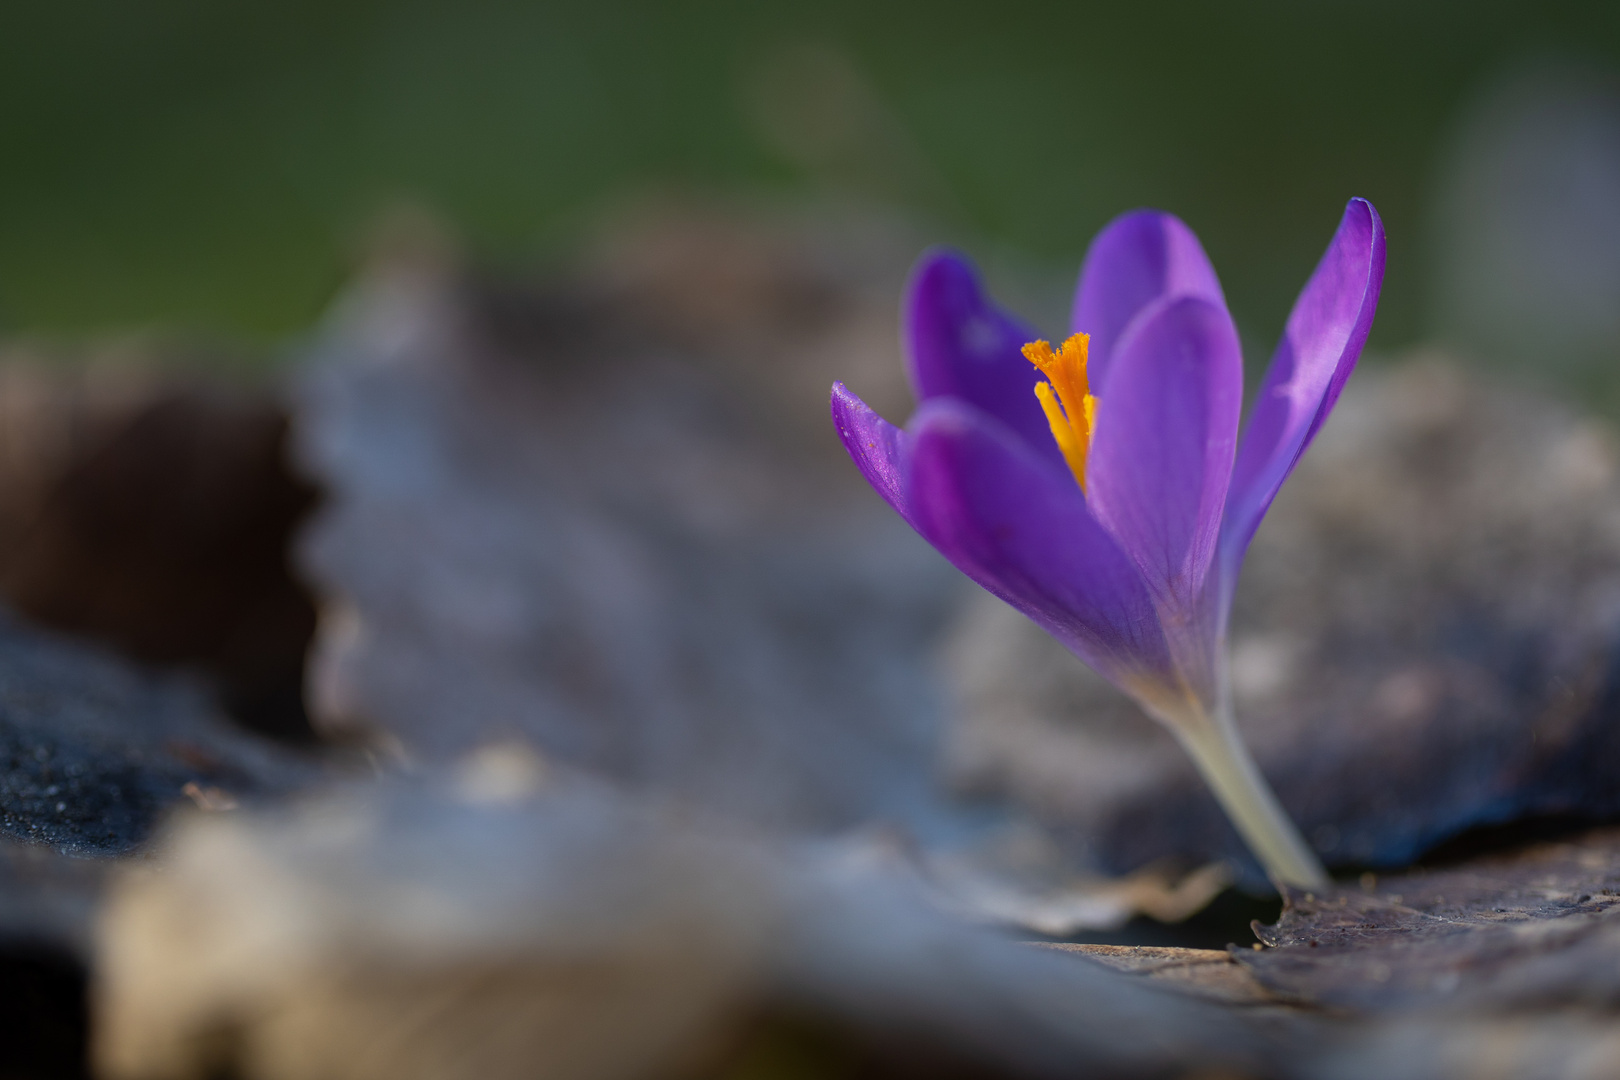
left=831, top=382, right=915, bottom=528
left=1220, top=198, right=1386, bottom=591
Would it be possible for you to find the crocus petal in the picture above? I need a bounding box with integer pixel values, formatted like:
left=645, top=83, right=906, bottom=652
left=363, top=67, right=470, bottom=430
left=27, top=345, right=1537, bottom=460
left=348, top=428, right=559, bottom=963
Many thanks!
left=903, top=249, right=1061, bottom=466
left=830, top=381, right=916, bottom=528
left=1071, top=210, right=1226, bottom=388
left=906, top=398, right=1170, bottom=683
left=1086, top=296, right=1243, bottom=612
left=1219, top=198, right=1385, bottom=588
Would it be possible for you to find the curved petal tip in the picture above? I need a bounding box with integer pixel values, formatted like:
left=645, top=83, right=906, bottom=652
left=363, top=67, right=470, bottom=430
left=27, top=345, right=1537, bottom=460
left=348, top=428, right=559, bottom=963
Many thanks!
left=1072, top=209, right=1227, bottom=388
left=831, top=381, right=914, bottom=526
left=903, top=249, right=1058, bottom=464
left=1220, top=197, right=1386, bottom=592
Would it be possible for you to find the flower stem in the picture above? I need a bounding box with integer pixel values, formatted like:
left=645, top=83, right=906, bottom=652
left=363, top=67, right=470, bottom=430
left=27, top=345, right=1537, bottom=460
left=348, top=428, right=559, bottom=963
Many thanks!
left=1166, top=694, right=1328, bottom=890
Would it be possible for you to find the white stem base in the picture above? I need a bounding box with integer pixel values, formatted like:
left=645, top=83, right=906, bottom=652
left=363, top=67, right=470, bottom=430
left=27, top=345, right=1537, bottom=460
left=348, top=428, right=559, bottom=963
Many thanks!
left=1159, top=697, right=1328, bottom=890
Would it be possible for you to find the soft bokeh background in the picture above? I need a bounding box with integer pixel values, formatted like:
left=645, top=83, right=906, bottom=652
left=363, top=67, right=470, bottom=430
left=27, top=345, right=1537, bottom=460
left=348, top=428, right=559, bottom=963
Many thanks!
left=5, top=0, right=1620, bottom=391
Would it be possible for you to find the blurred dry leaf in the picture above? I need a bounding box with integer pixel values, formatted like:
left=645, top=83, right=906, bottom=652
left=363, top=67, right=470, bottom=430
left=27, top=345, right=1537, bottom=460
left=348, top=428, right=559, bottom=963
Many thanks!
left=291, top=211, right=969, bottom=842
left=0, top=353, right=333, bottom=1052
left=91, top=780, right=1291, bottom=1080
left=0, top=607, right=318, bottom=861
left=92, top=783, right=1620, bottom=1080
left=0, top=355, right=318, bottom=738
left=919, top=826, right=1233, bottom=935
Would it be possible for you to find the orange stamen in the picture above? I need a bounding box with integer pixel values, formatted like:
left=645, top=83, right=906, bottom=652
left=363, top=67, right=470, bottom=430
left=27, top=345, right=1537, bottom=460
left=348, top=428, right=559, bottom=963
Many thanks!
left=1022, top=333, right=1097, bottom=490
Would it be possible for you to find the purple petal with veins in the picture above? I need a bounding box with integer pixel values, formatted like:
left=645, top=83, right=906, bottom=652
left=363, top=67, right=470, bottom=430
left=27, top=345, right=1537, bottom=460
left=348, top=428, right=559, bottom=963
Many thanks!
left=906, top=398, right=1170, bottom=683
left=831, top=201, right=1381, bottom=709
left=1086, top=296, right=1243, bottom=612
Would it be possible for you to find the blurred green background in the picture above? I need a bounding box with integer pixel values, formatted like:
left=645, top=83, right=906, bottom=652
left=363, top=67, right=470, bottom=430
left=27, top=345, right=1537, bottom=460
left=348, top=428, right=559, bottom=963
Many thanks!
left=4, top=0, right=1620, bottom=364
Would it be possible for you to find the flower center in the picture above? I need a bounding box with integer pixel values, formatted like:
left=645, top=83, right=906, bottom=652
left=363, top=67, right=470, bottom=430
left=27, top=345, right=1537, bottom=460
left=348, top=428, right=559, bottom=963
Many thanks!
left=1021, top=333, right=1097, bottom=491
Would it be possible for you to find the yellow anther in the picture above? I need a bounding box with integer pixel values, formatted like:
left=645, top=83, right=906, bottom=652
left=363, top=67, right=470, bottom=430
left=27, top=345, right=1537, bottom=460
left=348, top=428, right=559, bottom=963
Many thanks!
left=1022, top=333, right=1097, bottom=490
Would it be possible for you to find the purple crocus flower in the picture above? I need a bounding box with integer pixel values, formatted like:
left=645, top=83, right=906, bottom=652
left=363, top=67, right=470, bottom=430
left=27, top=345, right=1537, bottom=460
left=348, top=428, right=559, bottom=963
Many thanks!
left=832, top=199, right=1384, bottom=887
